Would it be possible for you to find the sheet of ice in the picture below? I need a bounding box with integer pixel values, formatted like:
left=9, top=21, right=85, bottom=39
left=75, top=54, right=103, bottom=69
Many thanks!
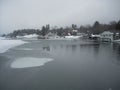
left=0, top=39, right=26, bottom=53
left=16, top=48, right=33, bottom=51
left=11, top=57, right=54, bottom=68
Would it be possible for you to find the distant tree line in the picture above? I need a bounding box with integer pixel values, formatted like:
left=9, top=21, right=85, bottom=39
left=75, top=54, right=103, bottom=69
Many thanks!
left=7, top=29, right=40, bottom=37
left=7, top=20, right=120, bottom=37
left=79, top=20, right=120, bottom=34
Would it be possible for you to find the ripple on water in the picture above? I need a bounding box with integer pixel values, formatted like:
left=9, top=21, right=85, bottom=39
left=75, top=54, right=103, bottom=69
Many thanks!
left=11, top=57, right=54, bottom=68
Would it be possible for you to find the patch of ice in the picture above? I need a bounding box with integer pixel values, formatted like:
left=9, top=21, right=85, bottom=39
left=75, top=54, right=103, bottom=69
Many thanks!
left=11, top=57, right=54, bottom=68
left=21, top=48, right=33, bottom=50
left=0, top=39, right=26, bottom=53
left=16, top=48, right=33, bottom=51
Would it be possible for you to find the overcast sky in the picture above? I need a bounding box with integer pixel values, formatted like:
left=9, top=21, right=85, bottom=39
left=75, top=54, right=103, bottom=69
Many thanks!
left=0, top=0, right=120, bottom=34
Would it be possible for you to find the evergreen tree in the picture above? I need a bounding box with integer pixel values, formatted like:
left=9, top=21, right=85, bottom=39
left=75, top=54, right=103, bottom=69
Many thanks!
left=72, top=24, right=77, bottom=30
left=116, top=20, right=120, bottom=30
left=92, top=21, right=101, bottom=34
left=41, top=25, right=49, bottom=36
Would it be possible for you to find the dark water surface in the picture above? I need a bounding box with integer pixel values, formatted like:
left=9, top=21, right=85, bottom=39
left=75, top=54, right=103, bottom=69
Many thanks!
left=0, top=40, right=120, bottom=90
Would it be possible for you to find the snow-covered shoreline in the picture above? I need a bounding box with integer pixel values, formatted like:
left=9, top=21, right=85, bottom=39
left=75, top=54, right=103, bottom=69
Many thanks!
left=114, top=39, right=120, bottom=42
left=0, top=39, right=26, bottom=53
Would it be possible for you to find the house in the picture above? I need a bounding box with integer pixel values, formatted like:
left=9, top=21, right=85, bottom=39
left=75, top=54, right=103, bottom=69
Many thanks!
left=90, top=34, right=101, bottom=40
left=45, top=32, right=60, bottom=39
left=114, top=32, right=120, bottom=40
left=100, top=31, right=114, bottom=41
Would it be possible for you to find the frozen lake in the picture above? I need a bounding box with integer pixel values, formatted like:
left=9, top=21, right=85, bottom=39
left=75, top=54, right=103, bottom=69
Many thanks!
left=0, top=40, right=120, bottom=90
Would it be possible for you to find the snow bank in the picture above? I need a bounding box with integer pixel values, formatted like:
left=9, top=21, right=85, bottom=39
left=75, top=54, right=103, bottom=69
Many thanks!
left=47, top=36, right=82, bottom=40
left=16, top=34, right=39, bottom=40
left=114, top=39, right=120, bottom=42
left=65, top=36, right=81, bottom=40
left=23, top=34, right=39, bottom=38
left=0, top=39, right=26, bottom=53
left=11, top=57, right=54, bottom=68
left=0, top=37, right=6, bottom=40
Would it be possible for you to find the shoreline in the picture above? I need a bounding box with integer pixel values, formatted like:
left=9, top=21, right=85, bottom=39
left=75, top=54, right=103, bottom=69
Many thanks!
left=0, top=39, right=27, bottom=53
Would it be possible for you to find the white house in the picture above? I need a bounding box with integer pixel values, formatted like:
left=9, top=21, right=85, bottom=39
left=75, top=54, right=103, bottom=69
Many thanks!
left=100, top=31, right=113, bottom=41
left=45, top=32, right=60, bottom=39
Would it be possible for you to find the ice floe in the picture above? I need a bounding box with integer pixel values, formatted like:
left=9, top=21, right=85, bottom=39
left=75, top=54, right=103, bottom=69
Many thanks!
left=11, top=57, right=54, bottom=68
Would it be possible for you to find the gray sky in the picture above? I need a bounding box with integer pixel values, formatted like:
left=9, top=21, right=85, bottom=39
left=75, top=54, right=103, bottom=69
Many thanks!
left=0, top=0, right=120, bottom=34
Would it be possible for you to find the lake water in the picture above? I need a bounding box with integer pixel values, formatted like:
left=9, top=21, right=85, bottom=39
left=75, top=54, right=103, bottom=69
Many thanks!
left=0, top=40, right=120, bottom=90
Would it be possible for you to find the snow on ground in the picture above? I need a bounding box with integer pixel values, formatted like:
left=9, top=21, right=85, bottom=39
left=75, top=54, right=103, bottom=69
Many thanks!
left=0, top=38, right=26, bottom=53
left=19, top=34, right=39, bottom=39
left=0, top=37, right=6, bottom=40
left=11, top=57, right=54, bottom=68
left=23, top=34, right=39, bottom=38
left=48, top=36, right=82, bottom=40
left=64, top=36, right=81, bottom=40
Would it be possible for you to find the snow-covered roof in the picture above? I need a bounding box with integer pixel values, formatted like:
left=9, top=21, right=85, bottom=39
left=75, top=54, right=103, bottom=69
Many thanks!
left=101, top=31, right=113, bottom=35
left=91, top=34, right=101, bottom=37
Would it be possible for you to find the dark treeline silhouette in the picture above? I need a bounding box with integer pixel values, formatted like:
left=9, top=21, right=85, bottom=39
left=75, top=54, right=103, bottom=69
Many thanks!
left=7, top=20, right=120, bottom=37
left=79, top=20, right=120, bottom=34
left=8, top=29, right=41, bottom=37
left=41, top=24, right=50, bottom=36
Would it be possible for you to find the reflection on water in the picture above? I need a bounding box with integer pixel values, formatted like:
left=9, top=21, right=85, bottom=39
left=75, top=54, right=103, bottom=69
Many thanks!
left=43, top=46, right=50, bottom=51
left=0, top=40, right=120, bottom=90
left=112, top=43, right=120, bottom=55
left=112, top=43, right=120, bottom=64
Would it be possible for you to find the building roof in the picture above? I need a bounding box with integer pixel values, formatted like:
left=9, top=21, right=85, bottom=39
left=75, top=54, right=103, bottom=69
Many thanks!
left=101, top=31, right=113, bottom=35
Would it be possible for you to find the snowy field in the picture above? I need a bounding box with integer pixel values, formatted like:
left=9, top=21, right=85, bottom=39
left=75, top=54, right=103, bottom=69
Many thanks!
left=0, top=37, right=26, bottom=53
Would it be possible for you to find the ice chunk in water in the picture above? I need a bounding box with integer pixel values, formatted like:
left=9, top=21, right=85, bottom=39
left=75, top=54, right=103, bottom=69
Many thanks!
left=11, top=57, right=53, bottom=68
